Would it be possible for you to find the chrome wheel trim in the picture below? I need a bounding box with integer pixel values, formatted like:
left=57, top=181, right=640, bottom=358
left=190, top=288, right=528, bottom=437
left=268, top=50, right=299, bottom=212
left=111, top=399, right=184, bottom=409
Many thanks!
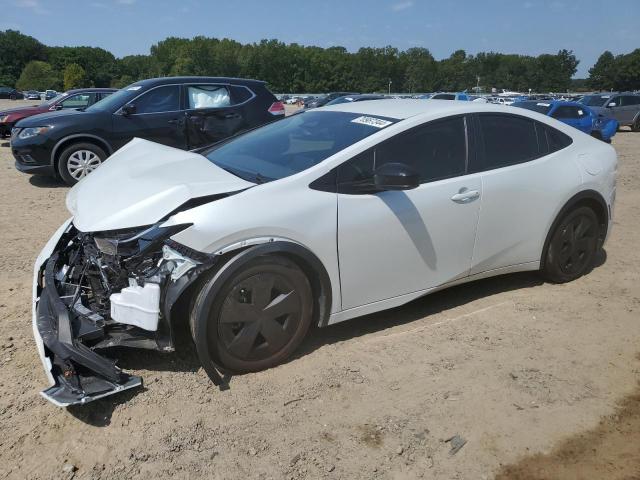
left=66, top=150, right=102, bottom=180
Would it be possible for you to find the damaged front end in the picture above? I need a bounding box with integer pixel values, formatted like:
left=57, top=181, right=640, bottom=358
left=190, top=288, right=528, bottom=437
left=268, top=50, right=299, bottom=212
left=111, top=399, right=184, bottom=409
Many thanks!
left=34, top=221, right=213, bottom=407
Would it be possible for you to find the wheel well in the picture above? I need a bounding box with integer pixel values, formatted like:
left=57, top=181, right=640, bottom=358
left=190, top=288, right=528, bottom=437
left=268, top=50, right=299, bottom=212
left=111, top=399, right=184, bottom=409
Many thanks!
left=541, top=191, right=608, bottom=269
left=168, top=242, right=333, bottom=334
left=53, top=137, right=111, bottom=172
left=277, top=250, right=331, bottom=328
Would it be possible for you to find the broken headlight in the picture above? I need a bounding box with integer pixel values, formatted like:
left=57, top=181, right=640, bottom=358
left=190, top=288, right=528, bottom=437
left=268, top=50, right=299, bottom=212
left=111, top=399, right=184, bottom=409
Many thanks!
left=93, top=223, right=192, bottom=257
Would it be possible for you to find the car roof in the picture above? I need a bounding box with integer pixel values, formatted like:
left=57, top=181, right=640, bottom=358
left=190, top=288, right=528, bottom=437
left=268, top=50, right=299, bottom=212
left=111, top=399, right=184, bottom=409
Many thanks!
left=133, top=76, right=267, bottom=87
left=321, top=98, right=523, bottom=120
left=65, top=88, right=118, bottom=94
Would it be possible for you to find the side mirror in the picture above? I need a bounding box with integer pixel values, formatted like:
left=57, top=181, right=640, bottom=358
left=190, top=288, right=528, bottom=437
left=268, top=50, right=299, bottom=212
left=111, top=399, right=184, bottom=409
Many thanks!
left=606, top=102, right=616, bottom=108
left=373, top=163, right=420, bottom=191
left=121, top=104, right=136, bottom=116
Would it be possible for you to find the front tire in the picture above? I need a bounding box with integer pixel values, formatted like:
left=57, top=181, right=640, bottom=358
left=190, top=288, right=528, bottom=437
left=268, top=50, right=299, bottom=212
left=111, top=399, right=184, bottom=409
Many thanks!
left=542, top=207, right=600, bottom=283
left=57, top=142, right=106, bottom=185
left=631, top=117, right=640, bottom=132
left=191, top=255, right=313, bottom=375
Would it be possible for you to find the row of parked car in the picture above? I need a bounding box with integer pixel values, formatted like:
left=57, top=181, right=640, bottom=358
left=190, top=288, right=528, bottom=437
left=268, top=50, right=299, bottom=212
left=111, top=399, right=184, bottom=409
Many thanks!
left=295, top=90, right=635, bottom=144
left=0, top=86, right=59, bottom=101
left=2, top=77, right=638, bottom=187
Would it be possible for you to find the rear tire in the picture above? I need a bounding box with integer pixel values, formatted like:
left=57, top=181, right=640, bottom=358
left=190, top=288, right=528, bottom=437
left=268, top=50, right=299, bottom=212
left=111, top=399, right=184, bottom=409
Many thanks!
left=541, top=207, right=600, bottom=283
left=191, top=255, right=313, bottom=375
left=631, top=117, right=640, bottom=132
left=57, top=142, right=107, bottom=185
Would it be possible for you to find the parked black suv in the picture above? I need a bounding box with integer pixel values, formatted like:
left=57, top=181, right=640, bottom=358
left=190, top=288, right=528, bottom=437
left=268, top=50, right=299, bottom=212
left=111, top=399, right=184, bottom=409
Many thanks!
left=12, top=77, right=284, bottom=185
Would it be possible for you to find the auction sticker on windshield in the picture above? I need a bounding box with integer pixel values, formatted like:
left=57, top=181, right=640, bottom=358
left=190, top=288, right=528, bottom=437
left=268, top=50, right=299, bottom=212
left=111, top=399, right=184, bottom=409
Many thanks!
left=351, top=116, right=393, bottom=128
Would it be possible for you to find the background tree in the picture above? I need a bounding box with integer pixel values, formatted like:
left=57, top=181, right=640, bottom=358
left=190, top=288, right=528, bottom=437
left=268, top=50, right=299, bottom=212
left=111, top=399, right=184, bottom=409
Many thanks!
left=16, top=60, right=60, bottom=91
left=63, top=63, right=86, bottom=90
left=588, top=51, right=615, bottom=90
left=2, top=28, right=637, bottom=94
left=0, top=30, right=47, bottom=87
left=400, top=48, right=437, bottom=93
left=47, top=46, right=117, bottom=87
left=612, top=49, right=640, bottom=91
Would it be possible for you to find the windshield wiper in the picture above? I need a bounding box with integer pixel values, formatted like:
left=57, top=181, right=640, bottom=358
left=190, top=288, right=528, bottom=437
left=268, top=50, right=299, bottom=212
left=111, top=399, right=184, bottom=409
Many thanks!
left=215, top=165, right=273, bottom=185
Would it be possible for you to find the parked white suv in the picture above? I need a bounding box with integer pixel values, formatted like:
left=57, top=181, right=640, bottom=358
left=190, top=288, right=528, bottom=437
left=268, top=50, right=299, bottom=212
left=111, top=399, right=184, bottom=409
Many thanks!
left=33, top=100, right=617, bottom=406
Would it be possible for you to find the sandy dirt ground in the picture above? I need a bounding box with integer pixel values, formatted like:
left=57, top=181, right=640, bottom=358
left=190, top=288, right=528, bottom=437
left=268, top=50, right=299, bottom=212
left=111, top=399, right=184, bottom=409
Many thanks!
left=0, top=98, right=639, bottom=480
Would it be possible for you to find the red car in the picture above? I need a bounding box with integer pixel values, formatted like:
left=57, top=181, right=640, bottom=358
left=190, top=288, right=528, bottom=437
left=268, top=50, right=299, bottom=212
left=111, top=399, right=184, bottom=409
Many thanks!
left=0, top=88, right=116, bottom=137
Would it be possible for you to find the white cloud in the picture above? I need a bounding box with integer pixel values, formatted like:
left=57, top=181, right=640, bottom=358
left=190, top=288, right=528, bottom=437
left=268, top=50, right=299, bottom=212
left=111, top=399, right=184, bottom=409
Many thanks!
left=391, top=1, right=414, bottom=12
left=15, top=0, right=46, bottom=14
left=116, top=0, right=136, bottom=4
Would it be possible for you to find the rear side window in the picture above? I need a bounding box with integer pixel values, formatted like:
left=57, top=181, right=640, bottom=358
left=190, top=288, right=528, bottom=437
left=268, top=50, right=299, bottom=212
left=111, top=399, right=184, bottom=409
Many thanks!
left=229, top=85, right=254, bottom=104
left=134, top=85, right=180, bottom=113
left=477, top=114, right=540, bottom=170
left=338, top=116, right=467, bottom=185
left=544, top=125, right=573, bottom=153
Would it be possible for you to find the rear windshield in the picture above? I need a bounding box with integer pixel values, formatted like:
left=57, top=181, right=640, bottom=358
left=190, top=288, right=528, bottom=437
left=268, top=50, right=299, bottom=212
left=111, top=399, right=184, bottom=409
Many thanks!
left=578, top=95, right=610, bottom=107
left=203, top=111, right=398, bottom=183
left=513, top=102, right=552, bottom=115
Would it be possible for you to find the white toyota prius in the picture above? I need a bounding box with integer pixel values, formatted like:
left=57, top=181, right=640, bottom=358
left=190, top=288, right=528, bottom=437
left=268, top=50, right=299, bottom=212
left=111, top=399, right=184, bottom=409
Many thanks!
left=33, top=100, right=617, bottom=406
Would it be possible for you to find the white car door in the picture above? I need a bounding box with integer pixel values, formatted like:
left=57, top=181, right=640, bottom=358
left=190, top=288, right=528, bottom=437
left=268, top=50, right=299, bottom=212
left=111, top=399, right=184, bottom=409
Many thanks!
left=469, top=113, right=582, bottom=274
left=337, top=116, right=482, bottom=310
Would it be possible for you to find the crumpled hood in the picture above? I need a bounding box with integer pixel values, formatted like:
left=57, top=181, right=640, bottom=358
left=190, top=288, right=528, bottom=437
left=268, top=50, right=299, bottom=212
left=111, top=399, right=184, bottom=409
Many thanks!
left=67, top=138, right=255, bottom=232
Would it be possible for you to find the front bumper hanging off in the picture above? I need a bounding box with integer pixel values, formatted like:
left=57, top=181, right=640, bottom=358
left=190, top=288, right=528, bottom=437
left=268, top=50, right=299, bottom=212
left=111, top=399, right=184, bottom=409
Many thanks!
left=34, top=254, right=142, bottom=407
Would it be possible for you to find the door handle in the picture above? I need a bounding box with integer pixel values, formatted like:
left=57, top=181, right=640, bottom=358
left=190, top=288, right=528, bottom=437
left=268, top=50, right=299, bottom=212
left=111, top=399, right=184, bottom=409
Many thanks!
left=167, top=118, right=180, bottom=125
left=451, top=189, right=480, bottom=203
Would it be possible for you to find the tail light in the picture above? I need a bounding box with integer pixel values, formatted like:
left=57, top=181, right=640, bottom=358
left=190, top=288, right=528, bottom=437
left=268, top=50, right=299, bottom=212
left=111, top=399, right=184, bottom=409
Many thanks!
left=268, top=101, right=285, bottom=116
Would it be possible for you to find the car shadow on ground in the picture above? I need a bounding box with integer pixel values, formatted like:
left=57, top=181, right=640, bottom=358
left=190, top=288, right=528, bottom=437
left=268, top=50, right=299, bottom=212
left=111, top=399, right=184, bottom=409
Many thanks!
left=28, top=175, right=67, bottom=188
left=67, top=250, right=607, bottom=425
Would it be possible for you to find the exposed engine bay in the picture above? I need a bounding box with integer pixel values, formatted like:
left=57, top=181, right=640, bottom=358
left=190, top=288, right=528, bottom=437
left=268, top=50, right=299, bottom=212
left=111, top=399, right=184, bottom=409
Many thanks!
left=35, top=222, right=213, bottom=406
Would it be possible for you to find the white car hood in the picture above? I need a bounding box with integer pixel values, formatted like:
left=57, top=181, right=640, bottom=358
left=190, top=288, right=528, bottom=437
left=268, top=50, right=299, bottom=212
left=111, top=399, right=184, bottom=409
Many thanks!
left=66, top=138, right=254, bottom=232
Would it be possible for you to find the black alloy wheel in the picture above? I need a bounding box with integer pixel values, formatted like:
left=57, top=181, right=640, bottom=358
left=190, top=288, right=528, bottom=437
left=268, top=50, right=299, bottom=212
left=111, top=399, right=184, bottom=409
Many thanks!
left=542, top=206, right=600, bottom=283
left=193, top=255, right=313, bottom=373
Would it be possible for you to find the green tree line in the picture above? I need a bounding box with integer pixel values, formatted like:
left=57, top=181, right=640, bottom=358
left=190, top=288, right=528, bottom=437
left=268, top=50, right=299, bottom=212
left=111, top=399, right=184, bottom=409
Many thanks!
left=1, top=29, right=637, bottom=94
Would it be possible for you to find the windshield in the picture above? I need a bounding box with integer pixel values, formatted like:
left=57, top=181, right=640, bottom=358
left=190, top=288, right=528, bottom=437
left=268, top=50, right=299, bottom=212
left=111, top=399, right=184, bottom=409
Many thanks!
left=578, top=95, right=610, bottom=107
left=86, top=86, right=140, bottom=112
left=513, top=101, right=552, bottom=115
left=203, top=111, right=398, bottom=183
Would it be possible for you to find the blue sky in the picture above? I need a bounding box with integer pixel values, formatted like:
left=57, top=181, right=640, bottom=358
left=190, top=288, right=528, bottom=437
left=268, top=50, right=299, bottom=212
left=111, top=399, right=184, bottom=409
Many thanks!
left=2, top=0, right=639, bottom=77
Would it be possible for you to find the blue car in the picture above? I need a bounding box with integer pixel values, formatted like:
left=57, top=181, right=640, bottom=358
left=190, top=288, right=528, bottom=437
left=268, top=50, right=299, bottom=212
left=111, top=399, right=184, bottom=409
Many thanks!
left=513, top=100, right=617, bottom=142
